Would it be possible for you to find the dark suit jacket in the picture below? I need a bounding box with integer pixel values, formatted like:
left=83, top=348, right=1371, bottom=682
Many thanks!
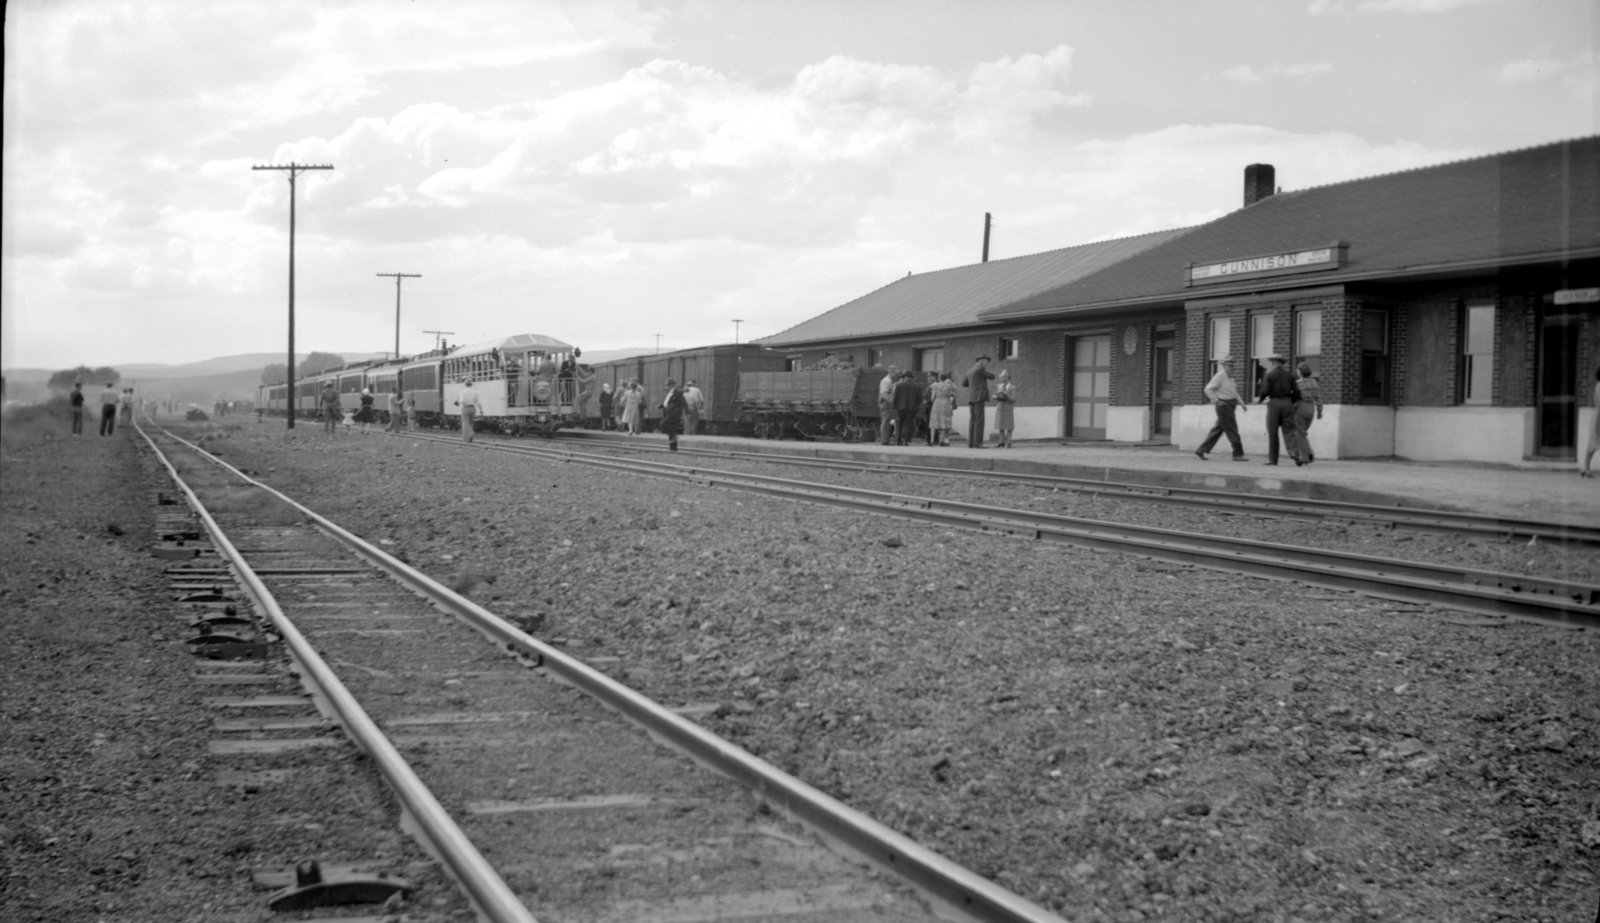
left=892, top=378, right=922, bottom=412
left=966, top=365, right=995, bottom=404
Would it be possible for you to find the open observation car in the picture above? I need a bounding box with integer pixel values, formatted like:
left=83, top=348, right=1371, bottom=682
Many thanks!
left=440, top=333, right=586, bottom=436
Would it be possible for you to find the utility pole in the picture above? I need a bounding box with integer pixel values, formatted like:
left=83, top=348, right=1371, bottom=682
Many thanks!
left=252, top=161, right=333, bottom=429
left=982, top=212, right=992, bottom=263
left=424, top=329, right=455, bottom=351
left=654, top=334, right=662, bottom=355
left=732, top=319, right=743, bottom=344
left=376, top=272, right=421, bottom=359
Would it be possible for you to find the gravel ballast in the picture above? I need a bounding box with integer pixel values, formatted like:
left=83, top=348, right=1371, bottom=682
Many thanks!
left=4, top=414, right=1597, bottom=923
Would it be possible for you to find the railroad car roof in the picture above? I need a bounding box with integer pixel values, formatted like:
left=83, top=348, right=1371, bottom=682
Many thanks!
left=449, top=333, right=574, bottom=357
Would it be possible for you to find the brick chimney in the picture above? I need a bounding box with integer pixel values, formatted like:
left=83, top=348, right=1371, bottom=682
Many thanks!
left=1244, top=163, right=1276, bottom=207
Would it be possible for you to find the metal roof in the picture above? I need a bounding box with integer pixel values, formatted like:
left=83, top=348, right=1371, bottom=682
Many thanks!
left=449, top=333, right=575, bottom=357
left=984, top=135, right=1600, bottom=320
left=758, top=227, right=1192, bottom=348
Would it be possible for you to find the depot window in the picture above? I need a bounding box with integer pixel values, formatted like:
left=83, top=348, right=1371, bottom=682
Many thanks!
left=1208, top=316, right=1230, bottom=367
left=1295, top=309, right=1322, bottom=377
left=1360, top=309, right=1389, bottom=402
left=998, top=337, right=1019, bottom=360
left=1463, top=302, right=1494, bottom=404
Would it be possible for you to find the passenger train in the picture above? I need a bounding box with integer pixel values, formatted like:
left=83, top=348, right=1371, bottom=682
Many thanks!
left=258, top=333, right=890, bottom=440
left=258, top=333, right=585, bottom=436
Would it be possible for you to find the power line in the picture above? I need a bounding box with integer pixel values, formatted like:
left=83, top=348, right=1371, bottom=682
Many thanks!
left=252, top=162, right=333, bottom=429
left=376, top=273, right=422, bottom=358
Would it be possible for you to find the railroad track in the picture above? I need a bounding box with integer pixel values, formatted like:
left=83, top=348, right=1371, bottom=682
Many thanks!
left=139, top=424, right=1068, bottom=923
left=559, top=432, right=1600, bottom=546
left=409, top=430, right=1600, bottom=630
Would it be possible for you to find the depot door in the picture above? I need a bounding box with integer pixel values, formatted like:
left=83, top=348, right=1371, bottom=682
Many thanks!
left=1151, top=329, right=1176, bottom=440
left=1068, top=334, right=1110, bottom=439
left=1536, top=306, right=1580, bottom=457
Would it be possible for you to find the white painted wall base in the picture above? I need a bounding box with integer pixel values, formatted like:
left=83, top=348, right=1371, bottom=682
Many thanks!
left=1393, top=406, right=1533, bottom=465
left=1106, top=405, right=1150, bottom=442
left=953, top=406, right=1064, bottom=443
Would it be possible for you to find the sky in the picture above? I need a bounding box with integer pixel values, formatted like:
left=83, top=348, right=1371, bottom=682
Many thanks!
left=2, top=0, right=1596, bottom=372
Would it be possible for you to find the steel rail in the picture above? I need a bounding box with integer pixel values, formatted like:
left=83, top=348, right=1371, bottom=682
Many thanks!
left=138, top=427, right=542, bottom=923
left=151, top=427, right=1071, bottom=923
left=570, top=435, right=1600, bottom=545
left=419, top=433, right=1599, bottom=629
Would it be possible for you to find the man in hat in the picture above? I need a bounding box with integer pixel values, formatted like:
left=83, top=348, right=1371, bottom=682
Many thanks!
left=1195, top=357, right=1248, bottom=461
left=964, top=355, right=995, bottom=448
left=1257, top=354, right=1304, bottom=466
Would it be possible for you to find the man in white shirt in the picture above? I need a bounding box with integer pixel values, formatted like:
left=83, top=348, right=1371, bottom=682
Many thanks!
left=1195, top=356, right=1248, bottom=461
left=457, top=380, right=480, bottom=443
left=682, top=380, right=705, bottom=434
left=878, top=366, right=899, bottom=445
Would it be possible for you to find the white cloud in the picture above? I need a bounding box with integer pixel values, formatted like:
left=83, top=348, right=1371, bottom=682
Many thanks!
left=1219, top=62, right=1334, bottom=84
left=1309, top=0, right=1501, bottom=13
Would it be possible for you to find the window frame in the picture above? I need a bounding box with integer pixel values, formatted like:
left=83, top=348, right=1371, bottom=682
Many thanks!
left=1462, top=301, right=1494, bottom=405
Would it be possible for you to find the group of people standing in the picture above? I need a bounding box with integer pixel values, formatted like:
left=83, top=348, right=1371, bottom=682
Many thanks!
left=597, top=379, right=704, bottom=439
left=1195, top=355, right=1323, bottom=466
left=876, top=356, right=1018, bottom=449
left=68, top=382, right=133, bottom=436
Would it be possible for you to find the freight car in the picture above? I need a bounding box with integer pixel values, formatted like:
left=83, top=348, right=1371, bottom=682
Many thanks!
left=587, top=344, right=789, bottom=434
left=258, top=333, right=582, bottom=435
left=735, top=367, right=888, bottom=441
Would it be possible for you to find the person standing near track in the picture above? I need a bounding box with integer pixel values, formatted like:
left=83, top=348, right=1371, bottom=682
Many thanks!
left=992, top=369, right=1017, bottom=448
left=682, top=380, right=704, bottom=435
left=1195, top=357, right=1248, bottom=462
left=319, top=382, right=341, bottom=436
left=964, top=355, right=995, bottom=448
left=928, top=372, right=956, bottom=447
left=599, top=382, right=615, bottom=431
left=69, top=383, right=85, bottom=435
left=358, top=388, right=375, bottom=434
left=1257, top=355, right=1303, bottom=466
left=1583, top=365, right=1600, bottom=478
left=878, top=366, right=899, bottom=445
left=119, top=388, right=134, bottom=427
left=99, top=383, right=119, bottom=436
left=660, top=377, right=687, bottom=451
left=456, top=379, right=480, bottom=443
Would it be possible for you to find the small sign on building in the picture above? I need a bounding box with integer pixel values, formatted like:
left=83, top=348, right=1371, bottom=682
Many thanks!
left=1553, top=287, right=1600, bottom=305
left=1186, top=242, right=1349, bottom=287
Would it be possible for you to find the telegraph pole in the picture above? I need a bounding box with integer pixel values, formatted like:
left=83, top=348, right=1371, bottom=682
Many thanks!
left=732, top=319, right=743, bottom=344
left=424, top=330, right=455, bottom=351
left=376, top=272, right=421, bottom=359
left=982, top=212, right=992, bottom=263
left=252, top=161, right=333, bottom=429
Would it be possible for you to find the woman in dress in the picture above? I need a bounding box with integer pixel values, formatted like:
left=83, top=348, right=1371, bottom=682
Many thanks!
left=358, top=388, right=375, bottom=434
left=620, top=381, right=644, bottom=435
left=992, top=369, right=1017, bottom=448
left=1293, top=363, right=1323, bottom=465
left=927, top=371, right=957, bottom=447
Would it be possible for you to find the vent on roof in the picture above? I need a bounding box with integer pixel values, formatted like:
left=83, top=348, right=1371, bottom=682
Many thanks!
left=1244, top=164, right=1276, bottom=207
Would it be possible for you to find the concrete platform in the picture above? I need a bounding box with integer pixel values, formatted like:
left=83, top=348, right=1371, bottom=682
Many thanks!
left=573, top=430, right=1600, bottom=529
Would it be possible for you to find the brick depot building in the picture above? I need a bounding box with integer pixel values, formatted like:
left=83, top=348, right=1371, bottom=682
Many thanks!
left=760, top=136, right=1599, bottom=465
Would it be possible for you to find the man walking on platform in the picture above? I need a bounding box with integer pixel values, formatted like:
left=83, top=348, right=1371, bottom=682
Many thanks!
left=1257, top=354, right=1304, bottom=466
left=1195, top=357, right=1248, bottom=461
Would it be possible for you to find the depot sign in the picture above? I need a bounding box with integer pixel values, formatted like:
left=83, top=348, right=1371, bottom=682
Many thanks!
left=1187, top=242, right=1348, bottom=286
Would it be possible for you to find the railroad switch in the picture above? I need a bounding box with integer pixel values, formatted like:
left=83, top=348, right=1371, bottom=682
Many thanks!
left=266, top=860, right=412, bottom=912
